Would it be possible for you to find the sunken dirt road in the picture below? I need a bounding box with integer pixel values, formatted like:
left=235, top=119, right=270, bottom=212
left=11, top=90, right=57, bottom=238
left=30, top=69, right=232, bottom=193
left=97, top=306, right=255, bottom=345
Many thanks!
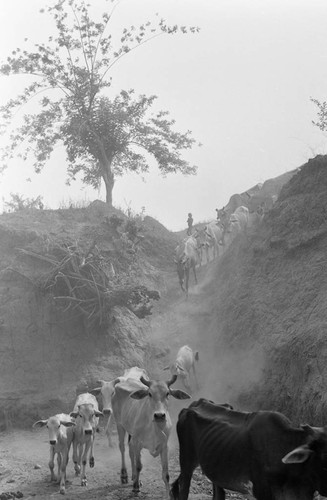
left=0, top=261, right=243, bottom=500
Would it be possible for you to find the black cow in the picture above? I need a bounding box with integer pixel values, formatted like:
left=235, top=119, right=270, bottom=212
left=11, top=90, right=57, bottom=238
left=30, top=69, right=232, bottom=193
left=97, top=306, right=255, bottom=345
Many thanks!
left=170, top=398, right=327, bottom=500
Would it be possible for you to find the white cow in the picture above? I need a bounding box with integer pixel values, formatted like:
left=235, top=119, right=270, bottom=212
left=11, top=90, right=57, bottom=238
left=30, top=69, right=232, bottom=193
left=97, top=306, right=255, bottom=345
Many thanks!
left=89, top=379, right=118, bottom=447
left=112, top=374, right=191, bottom=498
left=175, top=235, right=200, bottom=296
left=226, top=205, right=249, bottom=243
left=89, top=367, right=149, bottom=447
left=204, top=221, right=224, bottom=260
left=70, top=393, right=103, bottom=487
left=164, top=345, right=199, bottom=392
left=33, top=413, right=75, bottom=495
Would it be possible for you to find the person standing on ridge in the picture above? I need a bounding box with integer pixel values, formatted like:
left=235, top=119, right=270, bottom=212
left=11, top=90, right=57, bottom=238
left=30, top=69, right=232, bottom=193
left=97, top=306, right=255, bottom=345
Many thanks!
left=187, top=213, right=193, bottom=235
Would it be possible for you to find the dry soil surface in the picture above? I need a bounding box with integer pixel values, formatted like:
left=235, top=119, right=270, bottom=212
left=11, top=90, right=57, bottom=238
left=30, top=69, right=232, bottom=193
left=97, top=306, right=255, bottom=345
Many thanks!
left=0, top=423, right=244, bottom=500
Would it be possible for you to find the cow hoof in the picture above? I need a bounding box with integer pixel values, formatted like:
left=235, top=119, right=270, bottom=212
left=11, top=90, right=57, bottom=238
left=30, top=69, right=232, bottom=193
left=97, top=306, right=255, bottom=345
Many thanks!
left=59, top=487, right=66, bottom=495
left=121, top=469, right=128, bottom=484
left=89, top=457, right=95, bottom=468
left=81, top=479, right=87, bottom=487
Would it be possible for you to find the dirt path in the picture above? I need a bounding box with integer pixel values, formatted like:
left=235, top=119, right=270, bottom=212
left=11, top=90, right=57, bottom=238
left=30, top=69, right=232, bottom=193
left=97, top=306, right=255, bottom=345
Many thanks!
left=0, top=260, right=244, bottom=499
left=0, top=425, right=243, bottom=500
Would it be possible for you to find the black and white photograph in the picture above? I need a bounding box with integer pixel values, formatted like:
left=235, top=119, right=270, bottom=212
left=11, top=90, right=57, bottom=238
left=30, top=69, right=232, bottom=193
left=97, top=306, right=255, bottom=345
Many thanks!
left=1, top=0, right=327, bottom=499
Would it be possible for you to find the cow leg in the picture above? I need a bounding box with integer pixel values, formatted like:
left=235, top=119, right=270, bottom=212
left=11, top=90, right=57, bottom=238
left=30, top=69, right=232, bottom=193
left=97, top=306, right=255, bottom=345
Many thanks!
left=59, top=451, right=68, bottom=495
left=174, top=424, right=198, bottom=499
left=49, top=447, right=56, bottom=482
left=89, top=434, right=95, bottom=468
left=131, top=441, right=142, bottom=493
left=117, top=424, right=128, bottom=484
left=175, top=472, right=193, bottom=500
left=160, top=444, right=170, bottom=499
left=73, top=441, right=81, bottom=476
left=172, top=456, right=196, bottom=499
left=105, top=415, right=115, bottom=447
left=77, top=443, right=84, bottom=478
left=212, top=483, right=225, bottom=500
left=128, top=436, right=136, bottom=482
left=56, top=452, right=62, bottom=483
left=81, top=440, right=91, bottom=486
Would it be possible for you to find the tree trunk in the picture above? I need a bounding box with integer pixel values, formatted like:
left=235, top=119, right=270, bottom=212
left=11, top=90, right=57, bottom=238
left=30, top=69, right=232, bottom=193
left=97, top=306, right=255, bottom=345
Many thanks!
left=101, top=162, right=114, bottom=207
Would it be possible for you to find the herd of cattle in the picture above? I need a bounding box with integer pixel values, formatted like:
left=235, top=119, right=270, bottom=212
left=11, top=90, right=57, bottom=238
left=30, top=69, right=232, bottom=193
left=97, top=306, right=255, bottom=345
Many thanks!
left=32, top=346, right=198, bottom=496
left=175, top=204, right=259, bottom=295
left=32, top=344, right=327, bottom=499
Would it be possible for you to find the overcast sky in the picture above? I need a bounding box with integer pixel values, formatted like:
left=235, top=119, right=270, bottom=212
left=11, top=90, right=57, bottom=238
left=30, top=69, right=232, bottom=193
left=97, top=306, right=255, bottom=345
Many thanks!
left=1, top=0, right=327, bottom=230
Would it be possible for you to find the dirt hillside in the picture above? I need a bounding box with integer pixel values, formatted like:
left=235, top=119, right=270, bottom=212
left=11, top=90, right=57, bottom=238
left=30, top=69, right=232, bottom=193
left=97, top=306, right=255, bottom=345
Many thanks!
left=209, top=154, right=327, bottom=425
left=0, top=201, right=179, bottom=429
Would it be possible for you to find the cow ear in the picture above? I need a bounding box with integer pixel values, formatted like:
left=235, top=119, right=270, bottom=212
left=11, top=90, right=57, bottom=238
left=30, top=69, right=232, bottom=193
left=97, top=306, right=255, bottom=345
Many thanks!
left=130, top=389, right=149, bottom=400
left=170, top=389, right=191, bottom=400
left=70, top=411, right=78, bottom=419
left=95, top=410, right=104, bottom=417
left=282, top=445, right=313, bottom=464
left=61, top=420, right=75, bottom=427
left=33, top=419, right=48, bottom=428
left=89, top=387, right=101, bottom=396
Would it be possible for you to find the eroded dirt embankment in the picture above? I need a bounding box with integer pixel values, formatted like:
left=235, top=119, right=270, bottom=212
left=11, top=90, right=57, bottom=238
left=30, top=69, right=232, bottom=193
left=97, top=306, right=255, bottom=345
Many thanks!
left=209, top=155, right=327, bottom=425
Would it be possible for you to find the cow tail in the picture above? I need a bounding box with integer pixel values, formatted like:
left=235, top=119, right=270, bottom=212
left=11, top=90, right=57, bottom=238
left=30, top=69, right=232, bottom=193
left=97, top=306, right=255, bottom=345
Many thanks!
left=195, top=351, right=199, bottom=361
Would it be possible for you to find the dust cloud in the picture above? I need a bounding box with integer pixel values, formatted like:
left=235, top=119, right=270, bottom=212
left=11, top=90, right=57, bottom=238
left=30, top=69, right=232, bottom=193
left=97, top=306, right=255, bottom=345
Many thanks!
left=151, top=256, right=267, bottom=419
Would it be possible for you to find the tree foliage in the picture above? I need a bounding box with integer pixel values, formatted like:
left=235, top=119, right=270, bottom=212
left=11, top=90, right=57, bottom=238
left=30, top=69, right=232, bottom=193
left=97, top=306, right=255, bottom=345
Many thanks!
left=311, top=97, right=327, bottom=132
left=0, top=0, right=199, bottom=205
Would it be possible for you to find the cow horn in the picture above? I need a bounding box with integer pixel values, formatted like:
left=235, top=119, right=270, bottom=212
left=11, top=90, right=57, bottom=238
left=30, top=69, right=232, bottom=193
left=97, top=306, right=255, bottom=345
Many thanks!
left=140, top=375, right=150, bottom=387
left=167, top=374, right=178, bottom=387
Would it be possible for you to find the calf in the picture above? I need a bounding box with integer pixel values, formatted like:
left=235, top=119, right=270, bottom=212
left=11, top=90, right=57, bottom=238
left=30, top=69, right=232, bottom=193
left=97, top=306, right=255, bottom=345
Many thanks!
left=164, top=345, right=199, bottom=393
left=89, top=379, right=118, bottom=447
left=112, top=374, right=191, bottom=498
left=170, top=398, right=327, bottom=500
left=70, top=393, right=103, bottom=486
left=33, top=413, right=75, bottom=495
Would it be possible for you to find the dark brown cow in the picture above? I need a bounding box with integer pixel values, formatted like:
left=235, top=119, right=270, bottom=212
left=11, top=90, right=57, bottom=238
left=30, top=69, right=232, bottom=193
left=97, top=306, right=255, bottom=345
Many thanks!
left=170, top=398, right=327, bottom=500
